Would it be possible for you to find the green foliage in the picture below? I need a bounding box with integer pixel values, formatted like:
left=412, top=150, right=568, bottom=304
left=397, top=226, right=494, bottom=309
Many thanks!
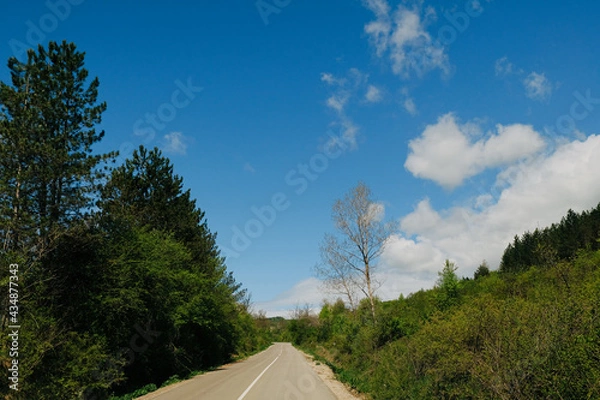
left=2, top=40, right=599, bottom=400
left=108, top=383, right=157, bottom=400
left=500, top=204, right=600, bottom=273
left=435, top=259, right=461, bottom=310
left=95, top=148, right=257, bottom=392
left=0, top=42, right=268, bottom=399
left=296, top=206, right=600, bottom=400
left=473, top=260, right=490, bottom=279
left=160, top=375, right=181, bottom=388
left=0, top=41, right=115, bottom=256
left=299, top=249, right=600, bottom=399
left=286, top=305, right=319, bottom=346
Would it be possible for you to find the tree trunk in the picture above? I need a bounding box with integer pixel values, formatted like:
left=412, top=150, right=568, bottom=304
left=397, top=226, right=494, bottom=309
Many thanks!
left=365, top=262, right=377, bottom=323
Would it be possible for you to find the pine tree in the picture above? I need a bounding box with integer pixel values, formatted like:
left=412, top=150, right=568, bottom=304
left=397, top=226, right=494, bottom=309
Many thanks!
left=0, top=41, right=116, bottom=399
left=98, top=146, right=228, bottom=273
left=436, top=259, right=461, bottom=310
left=0, top=40, right=115, bottom=257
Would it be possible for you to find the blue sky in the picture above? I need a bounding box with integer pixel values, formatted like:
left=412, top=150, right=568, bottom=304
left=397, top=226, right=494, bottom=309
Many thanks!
left=2, top=0, right=600, bottom=316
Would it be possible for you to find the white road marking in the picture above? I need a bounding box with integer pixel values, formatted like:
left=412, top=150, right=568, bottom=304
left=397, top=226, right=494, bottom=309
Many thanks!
left=236, top=348, right=283, bottom=400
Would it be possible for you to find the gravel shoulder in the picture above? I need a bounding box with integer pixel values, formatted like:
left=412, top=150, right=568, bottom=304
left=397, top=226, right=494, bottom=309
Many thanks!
left=298, top=349, right=367, bottom=400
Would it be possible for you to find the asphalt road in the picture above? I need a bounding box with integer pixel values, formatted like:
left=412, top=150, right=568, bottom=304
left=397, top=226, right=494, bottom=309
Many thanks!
left=140, top=342, right=337, bottom=400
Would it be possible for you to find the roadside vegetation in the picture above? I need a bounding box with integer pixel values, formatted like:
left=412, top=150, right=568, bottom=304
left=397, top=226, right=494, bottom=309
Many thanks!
left=2, top=40, right=599, bottom=400
left=0, top=42, right=273, bottom=399
left=285, top=203, right=600, bottom=399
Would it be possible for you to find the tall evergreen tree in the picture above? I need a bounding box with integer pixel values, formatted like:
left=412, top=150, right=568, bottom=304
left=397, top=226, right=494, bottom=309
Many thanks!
left=98, top=146, right=221, bottom=272
left=0, top=40, right=114, bottom=257
left=0, top=41, right=116, bottom=399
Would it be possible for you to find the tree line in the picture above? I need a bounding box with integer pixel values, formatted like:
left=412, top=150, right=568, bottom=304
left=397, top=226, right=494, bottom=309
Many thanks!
left=500, top=203, right=600, bottom=273
left=0, top=41, right=272, bottom=399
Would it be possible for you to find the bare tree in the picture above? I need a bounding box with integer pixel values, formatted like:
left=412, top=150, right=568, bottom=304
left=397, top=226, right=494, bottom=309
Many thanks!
left=315, top=182, right=391, bottom=321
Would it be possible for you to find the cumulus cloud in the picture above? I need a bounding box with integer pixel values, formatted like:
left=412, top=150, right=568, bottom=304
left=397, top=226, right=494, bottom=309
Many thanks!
left=382, top=134, right=600, bottom=291
left=363, top=1, right=448, bottom=78
left=523, top=72, right=553, bottom=101
left=404, top=113, right=546, bottom=189
left=259, top=113, right=600, bottom=313
left=162, top=132, right=188, bottom=155
left=261, top=135, right=600, bottom=312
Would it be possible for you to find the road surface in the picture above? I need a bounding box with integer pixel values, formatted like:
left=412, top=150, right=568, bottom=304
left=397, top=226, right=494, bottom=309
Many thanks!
left=139, top=342, right=337, bottom=400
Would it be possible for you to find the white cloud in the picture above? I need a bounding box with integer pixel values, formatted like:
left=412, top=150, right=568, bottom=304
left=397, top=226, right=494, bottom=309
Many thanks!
left=383, top=134, right=600, bottom=288
left=326, top=94, right=349, bottom=112
left=321, top=69, right=371, bottom=151
left=348, top=67, right=369, bottom=87
left=162, top=132, right=188, bottom=155
left=375, top=270, right=438, bottom=300
left=523, top=72, right=553, bottom=101
left=262, top=135, right=600, bottom=308
left=495, top=56, right=515, bottom=76
left=382, top=232, right=445, bottom=275
left=404, top=98, right=417, bottom=115
left=365, top=85, right=383, bottom=103
left=495, top=59, right=554, bottom=102
left=367, top=202, right=386, bottom=223
left=401, top=87, right=417, bottom=115
left=363, top=0, right=391, bottom=19
left=363, top=0, right=392, bottom=56
left=254, top=277, right=332, bottom=317
left=321, top=72, right=345, bottom=86
left=363, top=1, right=449, bottom=78
left=333, top=117, right=359, bottom=150
left=404, top=113, right=546, bottom=189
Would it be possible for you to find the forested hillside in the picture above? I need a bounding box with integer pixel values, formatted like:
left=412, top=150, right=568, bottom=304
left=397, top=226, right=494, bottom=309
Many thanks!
left=286, top=204, right=600, bottom=399
left=0, top=42, right=271, bottom=399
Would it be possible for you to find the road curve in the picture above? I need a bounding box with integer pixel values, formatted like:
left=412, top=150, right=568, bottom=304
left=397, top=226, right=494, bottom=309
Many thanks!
left=138, top=342, right=337, bottom=400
